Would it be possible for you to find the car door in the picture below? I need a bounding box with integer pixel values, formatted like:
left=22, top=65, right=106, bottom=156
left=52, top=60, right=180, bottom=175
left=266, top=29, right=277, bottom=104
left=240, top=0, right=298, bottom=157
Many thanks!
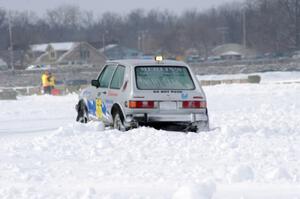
left=95, top=64, right=117, bottom=124
left=107, top=64, right=126, bottom=110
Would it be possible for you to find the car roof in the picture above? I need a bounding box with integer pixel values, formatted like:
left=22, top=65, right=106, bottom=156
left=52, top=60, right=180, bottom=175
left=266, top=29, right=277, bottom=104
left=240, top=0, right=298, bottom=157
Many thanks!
left=106, top=59, right=188, bottom=67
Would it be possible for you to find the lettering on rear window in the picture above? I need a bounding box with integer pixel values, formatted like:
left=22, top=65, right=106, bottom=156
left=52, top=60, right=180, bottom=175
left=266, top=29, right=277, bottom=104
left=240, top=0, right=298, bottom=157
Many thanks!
left=152, top=90, right=183, bottom=93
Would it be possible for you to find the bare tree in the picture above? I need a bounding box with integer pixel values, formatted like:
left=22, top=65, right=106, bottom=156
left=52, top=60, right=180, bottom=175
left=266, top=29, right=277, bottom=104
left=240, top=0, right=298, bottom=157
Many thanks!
left=0, top=8, right=8, bottom=49
left=2, top=0, right=300, bottom=59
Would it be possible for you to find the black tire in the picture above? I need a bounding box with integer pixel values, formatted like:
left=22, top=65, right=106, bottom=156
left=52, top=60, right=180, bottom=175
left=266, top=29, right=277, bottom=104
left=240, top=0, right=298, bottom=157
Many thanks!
left=76, top=100, right=88, bottom=123
left=113, top=111, right=126, bottom=131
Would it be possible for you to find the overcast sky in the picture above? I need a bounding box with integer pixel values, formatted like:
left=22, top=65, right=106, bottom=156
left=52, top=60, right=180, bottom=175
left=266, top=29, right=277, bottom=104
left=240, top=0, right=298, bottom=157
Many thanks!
left=0, top=0, right=242, bottom=15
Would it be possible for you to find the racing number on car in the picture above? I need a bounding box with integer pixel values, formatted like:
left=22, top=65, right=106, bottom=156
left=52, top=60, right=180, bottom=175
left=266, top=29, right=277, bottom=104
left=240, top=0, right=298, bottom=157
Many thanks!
left=96, top=98, right=103, bottom=119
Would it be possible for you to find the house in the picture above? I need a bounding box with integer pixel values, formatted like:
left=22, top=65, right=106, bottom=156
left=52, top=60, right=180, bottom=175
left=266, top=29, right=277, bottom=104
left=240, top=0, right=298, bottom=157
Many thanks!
left=0, top=58, right=8, bottom=70
left=27, top=42, right=106, bottom=67
left=100, top=44, right=143, bottom=60
left=29, top=42, right=74, bottom=66
left=0, top=49, right=29, bottom=70
left=212, top=43, right=257, bottom=59
left=184, top=48, right=200, bottom=57
left=220, top=51, right=242, bottom=60
left=56, top=42, right=106, bottom=67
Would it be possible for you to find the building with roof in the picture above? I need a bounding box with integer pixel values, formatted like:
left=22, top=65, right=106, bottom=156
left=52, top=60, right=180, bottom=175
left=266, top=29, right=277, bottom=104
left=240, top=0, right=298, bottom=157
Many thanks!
left=220, top=51, right=242, bottom=60
left=30, top=42, right=75, bottom=52
left=0, top=58, right=8, bottom=70
left=0, top=49, right=29, bottom=70
left=212, top=43, right=257, bottom=59
left=27, top=42, right=106, bottom=68
left=57, top=42, right=106, bottom=67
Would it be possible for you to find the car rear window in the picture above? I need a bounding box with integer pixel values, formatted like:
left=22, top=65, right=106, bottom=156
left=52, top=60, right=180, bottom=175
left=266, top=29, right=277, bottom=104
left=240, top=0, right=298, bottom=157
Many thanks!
left=135, top=66, right=195, bottom=90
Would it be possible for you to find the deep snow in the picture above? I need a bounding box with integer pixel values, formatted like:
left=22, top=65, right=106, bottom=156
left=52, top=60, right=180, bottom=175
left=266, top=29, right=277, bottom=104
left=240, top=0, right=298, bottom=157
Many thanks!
left=0, top=72, right=300, bottom=199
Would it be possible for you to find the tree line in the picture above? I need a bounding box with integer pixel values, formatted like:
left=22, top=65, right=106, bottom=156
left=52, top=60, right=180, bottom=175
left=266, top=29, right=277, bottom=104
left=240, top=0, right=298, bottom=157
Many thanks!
left=0, top=0, right=300, bottom=59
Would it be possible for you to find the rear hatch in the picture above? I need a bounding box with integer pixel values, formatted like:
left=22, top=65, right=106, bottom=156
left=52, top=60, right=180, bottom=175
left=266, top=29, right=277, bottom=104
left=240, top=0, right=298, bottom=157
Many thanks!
left=128, top=65, right=206, bottom=113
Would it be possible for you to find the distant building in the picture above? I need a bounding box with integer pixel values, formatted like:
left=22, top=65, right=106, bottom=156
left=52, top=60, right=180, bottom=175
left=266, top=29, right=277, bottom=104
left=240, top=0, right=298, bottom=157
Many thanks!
left=0, top=49, right=28, bottom=70
left=220, top=51, right=242, bottom=60
left=212, top=43, right=257, bottom=59
left=0, top=58, right=8, bottom=70
left=56, top=42, right=106, bottom=67
left=100, top=44, right=143, bottom=60
left=184, top=48, right=200, bottom=57
left=183, top=48, right=204, bottom=63
left=27, top=42, right=106, bottom=67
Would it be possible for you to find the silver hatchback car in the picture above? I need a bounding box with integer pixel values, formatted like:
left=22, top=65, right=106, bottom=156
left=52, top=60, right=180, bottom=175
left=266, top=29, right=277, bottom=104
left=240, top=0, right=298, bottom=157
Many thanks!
left=76, top=57, right=209, bottom=132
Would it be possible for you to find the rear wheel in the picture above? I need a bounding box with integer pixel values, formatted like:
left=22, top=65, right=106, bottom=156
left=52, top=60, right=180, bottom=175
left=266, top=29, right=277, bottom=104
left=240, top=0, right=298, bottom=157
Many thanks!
left=76, top=100, right=88, bottom=123
left=113, top=111, right=126, bottom=131
left=77, top=115, right=88, bottom=123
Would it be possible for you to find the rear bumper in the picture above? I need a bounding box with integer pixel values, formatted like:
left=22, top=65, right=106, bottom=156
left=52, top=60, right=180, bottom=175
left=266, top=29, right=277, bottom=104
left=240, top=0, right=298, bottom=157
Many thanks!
left=124, top=111, right=208, bottom=125
left=124, top=113, right=209, bottom=132
left=129, top=113, right=208, bottom=122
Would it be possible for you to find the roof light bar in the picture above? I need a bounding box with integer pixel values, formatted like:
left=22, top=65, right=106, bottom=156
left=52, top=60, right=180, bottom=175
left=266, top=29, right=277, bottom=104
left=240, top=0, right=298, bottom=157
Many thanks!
left=155, top=56, right=163, bottom=62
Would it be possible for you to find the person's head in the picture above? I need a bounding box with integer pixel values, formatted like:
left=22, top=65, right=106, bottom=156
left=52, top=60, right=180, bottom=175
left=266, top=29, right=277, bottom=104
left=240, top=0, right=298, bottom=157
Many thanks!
left=45, top=70, right=49, bottom=75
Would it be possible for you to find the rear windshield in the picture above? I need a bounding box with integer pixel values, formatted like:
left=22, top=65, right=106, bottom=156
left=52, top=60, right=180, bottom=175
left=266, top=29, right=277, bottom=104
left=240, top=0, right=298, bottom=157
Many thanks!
left=135, top=66, right=195, bottom=90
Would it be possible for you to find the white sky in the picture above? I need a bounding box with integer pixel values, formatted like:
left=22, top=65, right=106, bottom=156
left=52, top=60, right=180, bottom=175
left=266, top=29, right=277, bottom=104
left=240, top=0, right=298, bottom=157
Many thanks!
left=0, top=0, right=242, bottom=16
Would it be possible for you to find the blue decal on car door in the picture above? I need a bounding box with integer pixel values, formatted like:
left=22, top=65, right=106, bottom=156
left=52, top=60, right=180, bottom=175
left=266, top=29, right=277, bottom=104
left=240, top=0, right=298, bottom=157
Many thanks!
left=87, top=100, right=96, bottom=116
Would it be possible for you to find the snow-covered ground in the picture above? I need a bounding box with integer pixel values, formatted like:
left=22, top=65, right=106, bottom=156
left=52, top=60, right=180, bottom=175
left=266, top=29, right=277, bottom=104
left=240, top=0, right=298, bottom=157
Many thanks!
left=1, top=72, right=300, bottom=199
left=197, top=71, right=300, bottom=83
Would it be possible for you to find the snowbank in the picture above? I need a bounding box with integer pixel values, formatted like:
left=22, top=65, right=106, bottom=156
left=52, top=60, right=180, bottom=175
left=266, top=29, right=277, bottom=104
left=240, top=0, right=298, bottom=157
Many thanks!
left=197, top=71, right=300, bottom=84
left=1, top=73, right=300, bottom=198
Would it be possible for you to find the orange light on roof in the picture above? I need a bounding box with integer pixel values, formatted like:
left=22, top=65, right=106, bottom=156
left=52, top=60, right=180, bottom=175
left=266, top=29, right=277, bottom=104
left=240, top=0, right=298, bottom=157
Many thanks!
left=155, top=56, right=163, bottom=62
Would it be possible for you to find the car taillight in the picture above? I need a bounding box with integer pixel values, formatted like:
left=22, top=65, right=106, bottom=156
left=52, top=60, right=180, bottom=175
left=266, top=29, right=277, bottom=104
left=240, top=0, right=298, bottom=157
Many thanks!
left=182, top=101, right=206, bottom=109
left=128, top=101, right=157, bottom=109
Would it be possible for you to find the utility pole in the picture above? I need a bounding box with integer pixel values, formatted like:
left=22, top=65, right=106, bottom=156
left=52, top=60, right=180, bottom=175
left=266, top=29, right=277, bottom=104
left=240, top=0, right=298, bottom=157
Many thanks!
left=242, top=8, right=247, bottom=48
left=217, top=27, right=228, bottom=44
left=8, top=11, right=14, bottom=71
left=137, top=30, right=148, bottom=53
left=296, top=0, right=300, bottom=50
left=102, top=30, right=108, bottom=54
left=102, top=33, right=105, bottom=54
left=137, top=31, right=142, bottom=51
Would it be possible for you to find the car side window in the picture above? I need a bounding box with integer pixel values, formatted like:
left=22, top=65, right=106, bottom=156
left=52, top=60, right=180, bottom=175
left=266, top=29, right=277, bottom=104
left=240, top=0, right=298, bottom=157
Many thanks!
left=110, top=65, right=125, bottom=89
left=98, top=65, right=117, bottom=88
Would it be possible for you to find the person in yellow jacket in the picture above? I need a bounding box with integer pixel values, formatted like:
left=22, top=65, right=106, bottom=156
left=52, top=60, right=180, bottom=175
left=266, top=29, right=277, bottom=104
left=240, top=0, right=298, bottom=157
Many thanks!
left=48, top=72, right=56, bottom=90
left=41, top=71, right=51, bottom=94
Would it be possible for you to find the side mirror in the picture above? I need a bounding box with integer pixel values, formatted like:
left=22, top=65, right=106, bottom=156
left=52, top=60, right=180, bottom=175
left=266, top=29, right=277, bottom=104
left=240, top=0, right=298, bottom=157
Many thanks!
left=91, top=80, right=100, bottom=88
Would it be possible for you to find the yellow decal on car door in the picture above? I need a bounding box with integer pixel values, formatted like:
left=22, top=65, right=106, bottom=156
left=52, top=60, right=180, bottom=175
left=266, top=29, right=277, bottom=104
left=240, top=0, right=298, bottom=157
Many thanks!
left=96, top=98, right=102, bottom=119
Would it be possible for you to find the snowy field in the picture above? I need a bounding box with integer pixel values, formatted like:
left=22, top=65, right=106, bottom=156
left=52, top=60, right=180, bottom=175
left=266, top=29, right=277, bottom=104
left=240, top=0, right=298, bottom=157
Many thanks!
left=1, top=72, right=300, bottom=199
left=197, top=71, right=300, bottom=83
